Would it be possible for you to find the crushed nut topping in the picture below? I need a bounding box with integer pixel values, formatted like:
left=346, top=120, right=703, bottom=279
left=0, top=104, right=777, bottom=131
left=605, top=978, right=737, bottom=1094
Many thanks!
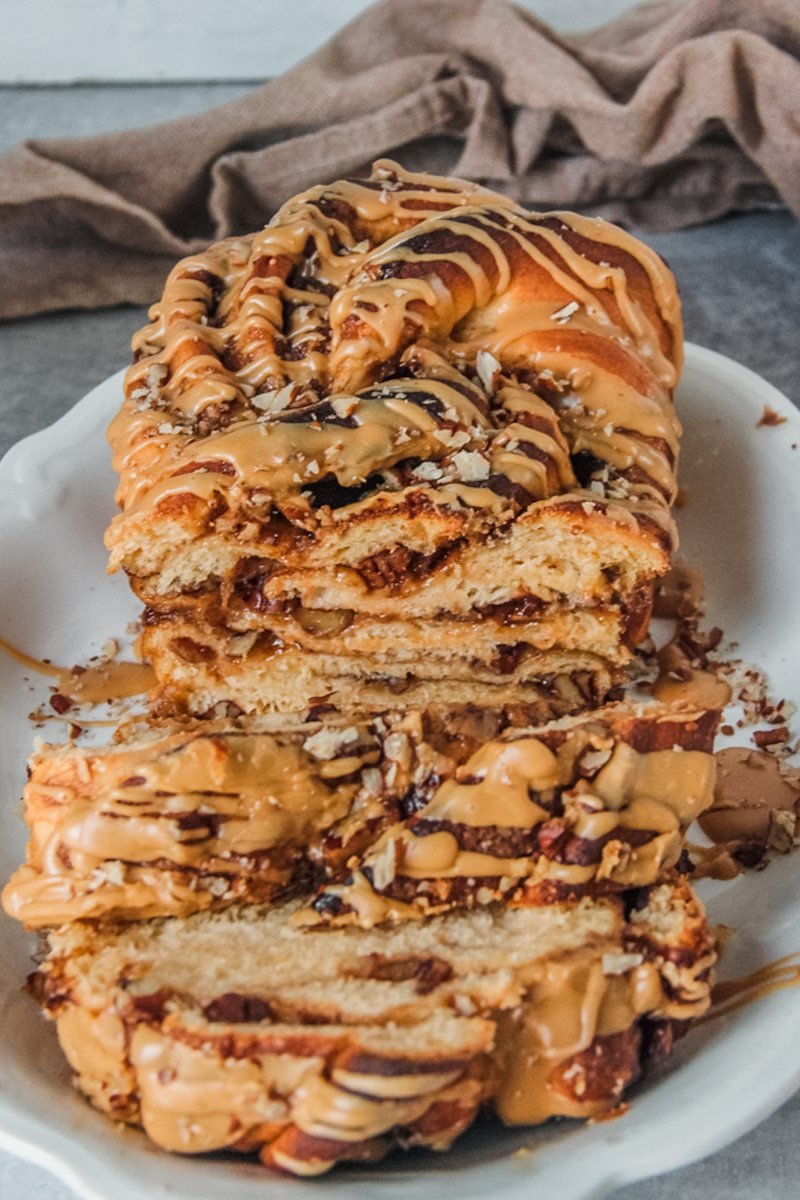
left=252, top=384, right=297, bottom=414
left=451, top=449, right=490, bottom=482
left=551, top=300, right=580, bottom=323
left=476, top=349, right=502, bottom=395
left=602, top=952, right=644, bottom=976
left=302, top=726, right=361, bottom=760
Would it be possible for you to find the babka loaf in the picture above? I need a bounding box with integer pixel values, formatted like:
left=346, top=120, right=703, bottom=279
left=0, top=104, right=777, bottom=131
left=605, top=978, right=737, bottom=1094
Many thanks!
left=106, top=160, right=682, bottom=715
left=4, top=164, right=721, bottom=1182
left=34, top=881, right=715, bottom=1176
left=4, top=703, right=717, bottom=928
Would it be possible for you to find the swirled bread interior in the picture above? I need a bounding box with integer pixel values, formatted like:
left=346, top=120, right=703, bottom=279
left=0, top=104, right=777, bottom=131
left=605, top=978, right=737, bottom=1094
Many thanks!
left=36, top=881, right=714, bottom=1175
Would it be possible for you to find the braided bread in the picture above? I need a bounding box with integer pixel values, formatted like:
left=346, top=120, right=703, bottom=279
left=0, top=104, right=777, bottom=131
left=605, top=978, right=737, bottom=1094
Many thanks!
left=107, top=161, right=682, bottom=715
left=4, top=164, right=719, bottom=1180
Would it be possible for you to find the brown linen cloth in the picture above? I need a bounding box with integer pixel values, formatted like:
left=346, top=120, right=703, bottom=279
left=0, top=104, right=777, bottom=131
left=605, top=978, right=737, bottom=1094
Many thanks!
left=1, top=0, right=798, bottom=319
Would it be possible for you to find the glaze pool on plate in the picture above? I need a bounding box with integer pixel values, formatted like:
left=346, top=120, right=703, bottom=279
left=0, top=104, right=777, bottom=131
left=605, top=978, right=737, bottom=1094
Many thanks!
left=1, top=345, right=799, bottom=1200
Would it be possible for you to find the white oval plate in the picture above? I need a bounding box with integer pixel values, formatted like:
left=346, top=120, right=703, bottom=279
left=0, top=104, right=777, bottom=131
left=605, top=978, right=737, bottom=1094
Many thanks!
left=1, top=344, right=799, bottom=1200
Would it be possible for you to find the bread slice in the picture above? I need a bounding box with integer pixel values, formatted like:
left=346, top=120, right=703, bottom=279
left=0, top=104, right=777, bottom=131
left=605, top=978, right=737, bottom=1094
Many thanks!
left=3, top=703, right=717, bottom=929
left=141, top=610, right=620, bottom=717
left=35, top=881, right=715, bottom=1175
left=105, top=161, right=681, bottom=716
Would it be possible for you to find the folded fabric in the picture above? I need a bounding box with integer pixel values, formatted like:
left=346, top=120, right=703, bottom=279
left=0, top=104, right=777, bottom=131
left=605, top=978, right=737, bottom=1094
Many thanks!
left=1, top=0, right=798, bottom=319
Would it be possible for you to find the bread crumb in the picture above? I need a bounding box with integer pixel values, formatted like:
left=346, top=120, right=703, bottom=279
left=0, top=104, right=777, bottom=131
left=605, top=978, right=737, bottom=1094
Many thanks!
left=756, top=405, right=787, bottom=428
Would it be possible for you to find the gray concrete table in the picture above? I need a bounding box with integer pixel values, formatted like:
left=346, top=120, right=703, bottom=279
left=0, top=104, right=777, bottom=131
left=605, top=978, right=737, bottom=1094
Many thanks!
left=1, top=84, right=799, bottom=1200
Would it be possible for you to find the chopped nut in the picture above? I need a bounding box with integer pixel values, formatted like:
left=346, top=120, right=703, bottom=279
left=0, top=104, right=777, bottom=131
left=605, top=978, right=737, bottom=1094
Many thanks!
left=331, top=396, right=359, bottom=419
left=369, top=839, right=397, bottom=891
left=559, top=392, right=582, bottom=410
left=383, top=731, right=411, bottom=769
left=412, top=461, right=445, bottom=482
left=476, top=349, right=502, bottom=395
left=756, top=405, right=787, bottom=428
left=360, top=767, right=384, bottom=796
left=452, top=449, right=490, bottom=482
left=147, top=363, right=168, bottom=388
left=768, top=809, right=796, bottom=852
left=597, top=840, right=631, bottom=880
left=100, top=861, right=126, bottom=886
left=303, top=726, right=360, bottom=760
left=252, top=384, right=296, bottom=414
left=434, top=427, right=470, bottom=450
left=602, top=952, right=644, bottom=976
left=753, top=727, right=790, bottom=749
left=385, top=760, right=399, bottom=788
left=551, top=300, right=580, bottom=323
left=205, top=876, right=231, bottom=898
left=578, top=748, right=618, bottom=777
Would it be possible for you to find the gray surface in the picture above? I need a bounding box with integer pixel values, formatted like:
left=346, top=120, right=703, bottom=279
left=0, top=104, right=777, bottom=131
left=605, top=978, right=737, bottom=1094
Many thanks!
left=1, top=84, right=799, bottom=1200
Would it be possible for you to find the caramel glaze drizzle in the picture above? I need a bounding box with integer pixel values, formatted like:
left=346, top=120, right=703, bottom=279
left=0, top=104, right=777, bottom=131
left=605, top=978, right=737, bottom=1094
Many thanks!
left=0, top=636, right=155, bottom=705
left=106, top=160, right=681, bottom=580
left=2, top=722, right=389, bottom=927
left=698, top=953, right=800, bottom=1024
left=301, top=709, right=718, bottom=928
left=648, top=561, right=733, bottom=710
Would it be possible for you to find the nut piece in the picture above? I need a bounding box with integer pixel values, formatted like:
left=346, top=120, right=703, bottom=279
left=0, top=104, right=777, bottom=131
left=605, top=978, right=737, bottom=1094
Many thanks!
left=302, top=726, right=361, bottom=761
left=602, top=952, right=644, bottom=976
left=476, top=350, right=502, bottom=395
